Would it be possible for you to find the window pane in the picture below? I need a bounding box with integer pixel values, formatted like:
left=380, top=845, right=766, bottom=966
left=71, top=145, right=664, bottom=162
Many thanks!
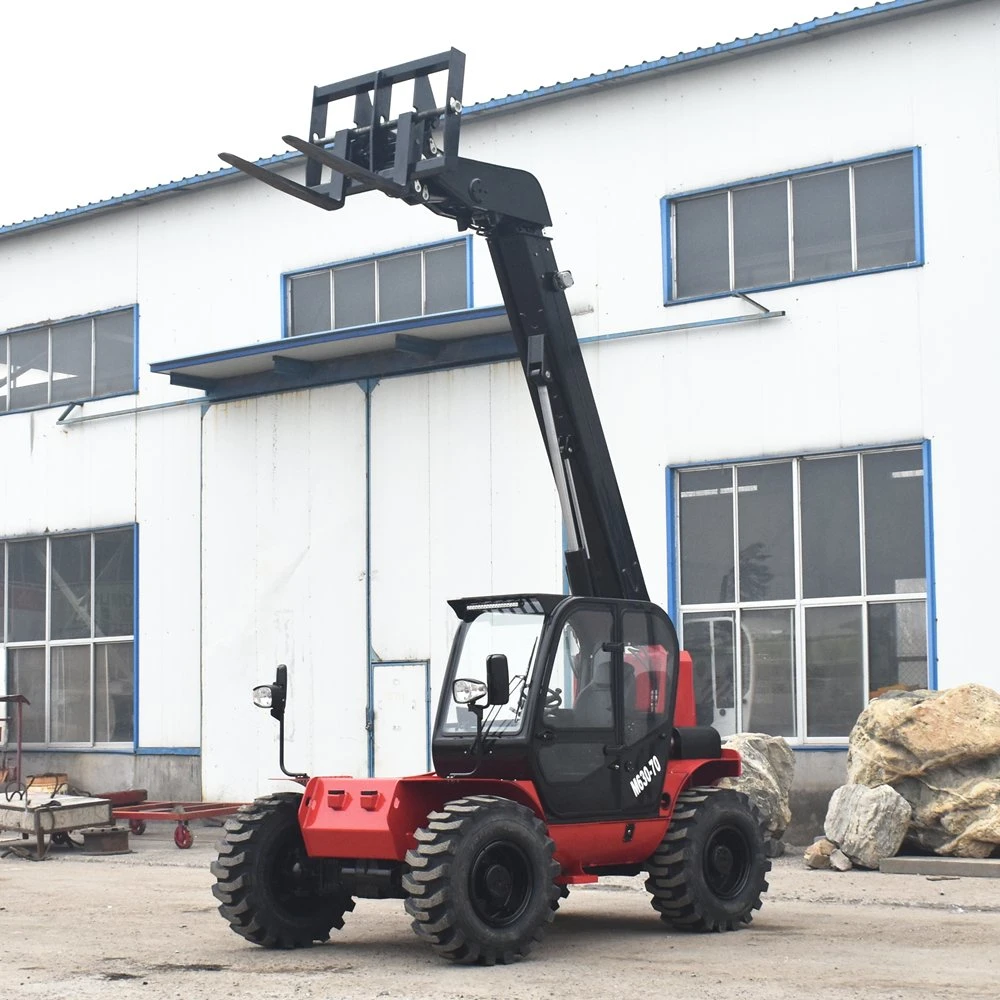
left=805, top=605, right=864, bottom=738
left=743, top=608, right=796, bottom=737
left=674, top=193, right=729, bottom=298
left=50, top=645, right=91, bottom=742
left=50, top=319, right=93, bottom=403
left=733, top=182, right=789, bottom=288
left=8, top=539, right=46, bottom=641
left=424, top=243, right=467, bottom=314
left=0, top=544, right=5, bottom=642
left=0, top=335, right=9, bottom=411
left=800, top=455, right=861, bottom=598
left=95, top=530, right=134, bottom=637
left=548, top=608, right=615, bottom=728
left=51, top=534, right=92, bottom=640
left=9, top=328, right=49, bottom=409
left=378, top=253, right=422, bottom=322
left=96, top=642, right=134, bottom=743
left=622, top=612, right=672, bottom=746
left=334, top=262, right=376, bottom=328
left=679, top=468, right=734, bottom=604
left=94, top=310, right=135, bottom=395
left=869, top=601, right=927, bottom=696
left=683, top=612, right=737, bottom=736
left=289, top=272, right=331, bottom=336
left=7, top=647, right=46, bottom=743
left=864, top=450, right=926, bottom=595
left=793, top=169, right=851, bottom=279
left=855, top=156, right=915, bottom=269
left=737, top=462, right=794, bottom=601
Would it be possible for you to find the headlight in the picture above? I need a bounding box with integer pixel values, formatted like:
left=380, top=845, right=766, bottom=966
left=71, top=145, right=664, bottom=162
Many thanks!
left=253, top=685, right=274, bottom=709
left=453, top=679, right=488, bottom=705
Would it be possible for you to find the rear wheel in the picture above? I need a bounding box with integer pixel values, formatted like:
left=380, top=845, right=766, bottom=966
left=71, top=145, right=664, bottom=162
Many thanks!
left=403, top=795, right=561, bottom=964
left=211, top=793, right=354, bottom=948
left=646, top=786, right=769, bottom=931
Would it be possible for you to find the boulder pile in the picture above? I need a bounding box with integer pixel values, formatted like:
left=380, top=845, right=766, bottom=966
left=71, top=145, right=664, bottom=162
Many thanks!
left=846, top=684, right=1000, bottom=858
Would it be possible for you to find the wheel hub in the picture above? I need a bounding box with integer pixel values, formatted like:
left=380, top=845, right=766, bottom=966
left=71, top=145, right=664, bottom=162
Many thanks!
left=484, top=863, right=514, bottom=900
left=711, top=844, right=734, bottom=877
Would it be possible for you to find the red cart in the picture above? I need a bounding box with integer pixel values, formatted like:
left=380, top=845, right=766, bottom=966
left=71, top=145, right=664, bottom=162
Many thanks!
left=112, top=801, right=245, bottom=848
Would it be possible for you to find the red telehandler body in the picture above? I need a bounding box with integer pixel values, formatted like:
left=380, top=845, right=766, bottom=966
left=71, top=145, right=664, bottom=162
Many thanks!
left=212, top=49, right=769, bottom=964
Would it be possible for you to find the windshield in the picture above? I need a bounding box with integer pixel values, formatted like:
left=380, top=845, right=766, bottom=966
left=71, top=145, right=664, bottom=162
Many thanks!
left=441, top=611, right=546, bottom=735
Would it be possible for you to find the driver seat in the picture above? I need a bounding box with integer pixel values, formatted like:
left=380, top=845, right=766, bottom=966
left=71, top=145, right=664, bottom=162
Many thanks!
left=573, top=652, right=613, bottom=727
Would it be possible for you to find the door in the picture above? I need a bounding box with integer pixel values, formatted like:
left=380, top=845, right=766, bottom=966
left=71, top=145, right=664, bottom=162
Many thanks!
left=532, top=605, right=621, bottom=820
left=617, top=609, right=677, bottom=817
left=372, top=660, right=430, bottom=777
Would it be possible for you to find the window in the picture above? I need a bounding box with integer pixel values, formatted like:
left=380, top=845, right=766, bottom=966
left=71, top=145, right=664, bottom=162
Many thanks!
left=667, top=151, right=921, bottom=301
left=0, top=307, right=136, bottom=414
left=675, top=447, right=928, bottom=743
left=286, top=241, right=469, bottom=336
left=2, top=528, right=135, bottom=746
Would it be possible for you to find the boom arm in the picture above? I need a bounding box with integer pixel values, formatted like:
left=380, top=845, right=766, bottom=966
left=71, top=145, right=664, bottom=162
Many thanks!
left=221, top=49, right=647, bottom=602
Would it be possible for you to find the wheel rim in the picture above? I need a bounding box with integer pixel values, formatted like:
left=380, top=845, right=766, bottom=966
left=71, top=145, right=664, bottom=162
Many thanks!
left=702, top=824, right=753, bottom=899
left=267, top=827, right=327, bottom=916
left=469, top=839, right=533, bottom=928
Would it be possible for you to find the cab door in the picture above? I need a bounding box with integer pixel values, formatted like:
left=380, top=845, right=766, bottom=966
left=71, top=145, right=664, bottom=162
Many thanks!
left=531, top=603, right=621, bottom=820
left=615, top=607, right=679, bottom=818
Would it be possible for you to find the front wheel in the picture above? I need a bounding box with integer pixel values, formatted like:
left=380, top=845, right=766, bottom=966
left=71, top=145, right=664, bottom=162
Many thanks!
left=211, top=793, right=354, bottom=948
left=646, top=786, right=770, bottom=931
left=402, top=795, right=561, bottom=964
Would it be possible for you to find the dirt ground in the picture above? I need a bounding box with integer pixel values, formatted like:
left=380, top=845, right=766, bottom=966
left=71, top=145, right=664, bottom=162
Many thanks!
left=1, top=823, right=998, bottom=1000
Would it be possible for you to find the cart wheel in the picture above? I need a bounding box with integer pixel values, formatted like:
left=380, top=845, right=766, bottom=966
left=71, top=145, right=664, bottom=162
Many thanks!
left=129, top=819, right=147, bottom=835
left=174, top=822, right=193, bottom=849
left=51, top=832, right=71, bottom=846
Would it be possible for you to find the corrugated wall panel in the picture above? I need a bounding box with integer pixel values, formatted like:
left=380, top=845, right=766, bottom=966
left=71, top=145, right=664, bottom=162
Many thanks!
left=134, top=405, right=203, bottom=748
left=200, top=384, right=367, bottom=799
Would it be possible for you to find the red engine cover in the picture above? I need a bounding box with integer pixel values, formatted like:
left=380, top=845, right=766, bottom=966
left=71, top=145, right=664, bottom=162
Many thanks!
left=297, top=748, right=741, bottom=873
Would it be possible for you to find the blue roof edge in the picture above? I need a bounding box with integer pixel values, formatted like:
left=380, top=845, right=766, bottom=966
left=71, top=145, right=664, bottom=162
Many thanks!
left=0, top=0, right=959, bottom=238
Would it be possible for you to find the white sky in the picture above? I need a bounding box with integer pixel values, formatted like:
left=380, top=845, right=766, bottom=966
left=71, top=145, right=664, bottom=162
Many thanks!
left=0, top=0, right=847, bottom=226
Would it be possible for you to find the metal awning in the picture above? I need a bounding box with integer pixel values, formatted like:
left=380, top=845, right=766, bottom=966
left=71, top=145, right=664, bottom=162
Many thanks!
left=150, top=306, right=516, bottom=400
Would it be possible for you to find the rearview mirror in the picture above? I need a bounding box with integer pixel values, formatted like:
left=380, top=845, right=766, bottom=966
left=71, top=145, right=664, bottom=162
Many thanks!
left=486, top=653, right=509, bottom=706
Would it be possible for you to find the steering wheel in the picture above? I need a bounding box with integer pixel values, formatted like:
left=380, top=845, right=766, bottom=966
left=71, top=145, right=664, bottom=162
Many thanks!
left=545, top=687, right=563, bottom=709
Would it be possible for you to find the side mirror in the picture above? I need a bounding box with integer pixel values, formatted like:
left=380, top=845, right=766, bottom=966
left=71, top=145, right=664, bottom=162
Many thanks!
left=486, top=653, right=509, bottom=706
left=253, top=664, right=288, bottom=722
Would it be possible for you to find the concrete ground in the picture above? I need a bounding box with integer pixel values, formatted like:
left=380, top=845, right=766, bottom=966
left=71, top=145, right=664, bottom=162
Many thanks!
left=1, top=823, right=998, bottom=1000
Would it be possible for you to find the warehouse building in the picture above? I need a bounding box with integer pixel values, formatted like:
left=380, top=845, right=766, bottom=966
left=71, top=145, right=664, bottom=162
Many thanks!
left=1, top=0, right=994, bottom=837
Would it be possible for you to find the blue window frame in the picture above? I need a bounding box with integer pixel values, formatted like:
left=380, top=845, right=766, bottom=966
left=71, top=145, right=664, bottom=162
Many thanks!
left=282, top=237, right=473, bottom=337
left=666, top=442, right=935, bottom=745
left=2, top=525, right=137, bottom=748
left=662, top=149, right=924, bottom=303
left=0, top=306, right=138, bottom=415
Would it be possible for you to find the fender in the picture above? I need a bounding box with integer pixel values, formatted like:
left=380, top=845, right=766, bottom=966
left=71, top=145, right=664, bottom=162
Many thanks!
left=661, top=748, right=742, bottom=815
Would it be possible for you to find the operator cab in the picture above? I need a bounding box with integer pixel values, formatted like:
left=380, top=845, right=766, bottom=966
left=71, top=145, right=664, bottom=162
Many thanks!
left=433, top=594, right=681, bottom=822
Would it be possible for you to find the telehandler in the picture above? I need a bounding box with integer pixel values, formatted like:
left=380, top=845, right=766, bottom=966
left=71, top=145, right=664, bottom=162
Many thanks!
left=212, top=49, right=769, bottom=965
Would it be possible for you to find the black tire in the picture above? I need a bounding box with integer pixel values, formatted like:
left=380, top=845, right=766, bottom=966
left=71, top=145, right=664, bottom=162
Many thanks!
left=211, top=792, right=355, bottom=948
left=645, top=786, right=770, bottom=931
left=402, top=795, right=561, bottom=965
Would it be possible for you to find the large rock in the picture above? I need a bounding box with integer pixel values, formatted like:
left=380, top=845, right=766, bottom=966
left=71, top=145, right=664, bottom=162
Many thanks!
left=719, top=733, right=795, bottom=840
left=847, top=685, right=1000, bottom=858
left=824, top=783, right=911, bottom=869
